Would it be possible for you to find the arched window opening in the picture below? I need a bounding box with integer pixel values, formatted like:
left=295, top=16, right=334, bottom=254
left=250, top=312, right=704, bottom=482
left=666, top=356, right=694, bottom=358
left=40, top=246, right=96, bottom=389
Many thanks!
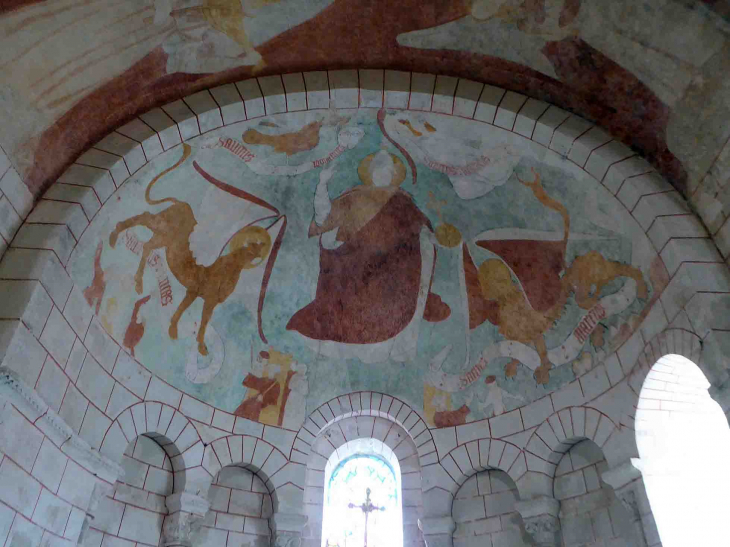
left=322, top=439, right=403, bottom=547
left=636, top=354, right=730, bottom=547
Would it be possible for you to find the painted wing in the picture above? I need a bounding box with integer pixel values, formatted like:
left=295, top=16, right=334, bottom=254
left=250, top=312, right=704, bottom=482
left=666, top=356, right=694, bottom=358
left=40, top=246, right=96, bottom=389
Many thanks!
left=192, top=161, right=285, bottom=343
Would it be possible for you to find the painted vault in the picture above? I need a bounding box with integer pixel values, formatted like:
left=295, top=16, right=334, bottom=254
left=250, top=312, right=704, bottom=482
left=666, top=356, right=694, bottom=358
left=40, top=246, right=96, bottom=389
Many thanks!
left=68, top=108, right=665, bottom=431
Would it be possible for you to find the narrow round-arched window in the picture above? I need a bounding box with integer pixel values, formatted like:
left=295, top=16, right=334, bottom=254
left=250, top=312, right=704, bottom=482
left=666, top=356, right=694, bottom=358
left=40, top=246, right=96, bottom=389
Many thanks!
left=322, top=440, right=403, bottom=547
left=636, top=354, right=730, bottom=546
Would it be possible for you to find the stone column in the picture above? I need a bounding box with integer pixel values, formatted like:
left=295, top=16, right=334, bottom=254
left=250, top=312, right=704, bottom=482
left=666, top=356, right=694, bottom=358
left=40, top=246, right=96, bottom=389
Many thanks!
left=163, top=493, right=210, bottom=547
left=418, top=516, right=455, bottom=547
left=271, top=512, right=308, bottom=547
left=602, top=459, right=661, bottom=547
left=514, top=496, right=561, bottom=547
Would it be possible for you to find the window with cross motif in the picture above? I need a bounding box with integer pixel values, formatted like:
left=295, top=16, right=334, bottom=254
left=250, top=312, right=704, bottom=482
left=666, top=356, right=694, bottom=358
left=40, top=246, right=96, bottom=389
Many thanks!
left=322, top=442, right=403, bottom=547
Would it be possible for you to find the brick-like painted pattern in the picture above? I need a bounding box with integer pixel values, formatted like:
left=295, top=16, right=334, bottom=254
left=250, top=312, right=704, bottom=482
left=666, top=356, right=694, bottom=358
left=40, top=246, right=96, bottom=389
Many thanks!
left=688, top=136, right=730, bottom=266
left=0, top=397, right=111, bottom=547
left=197, top=466, right=273, bottom=547
left=555, top=440, right=640, bottom=546
left=2, top=70, right=730, bottom=547
left=452, top=470, right=531, bottom=547
left=87, top=436, right=171, bottom=547
left=0, top=144, right=34, bottom=263
left=302, top=416, right=424, bottom=547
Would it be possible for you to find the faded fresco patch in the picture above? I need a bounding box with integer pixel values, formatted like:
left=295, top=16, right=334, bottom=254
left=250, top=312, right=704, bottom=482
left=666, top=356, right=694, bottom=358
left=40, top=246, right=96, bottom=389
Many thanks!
left=68, top=109, right=666, bottom=430
left=398, top=0, right=725, bottom=108
left=158, top=0, right=334, bottom=73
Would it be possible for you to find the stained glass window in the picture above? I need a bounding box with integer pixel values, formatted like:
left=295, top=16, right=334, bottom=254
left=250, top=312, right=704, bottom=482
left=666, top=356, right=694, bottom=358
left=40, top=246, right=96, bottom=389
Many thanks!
left=322, top=453, right=403, bottom=547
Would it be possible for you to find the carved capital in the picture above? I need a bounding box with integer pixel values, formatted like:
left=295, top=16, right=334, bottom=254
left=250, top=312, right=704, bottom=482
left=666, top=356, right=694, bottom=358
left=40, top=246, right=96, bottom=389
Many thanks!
left=522, top=514, right=561, bottom=547
left=274, top=532, right=302, bottom=547
left=616, top=485, right=642, bottom=520
left=601, top=460, right=644, bottom=520
left=515, top=497, right=561, bottom=547
left=163, top=491, right=210, bottom=547
left=162, top=512, right=204, bottom=547
left=271, top=512, right=307, bottom=547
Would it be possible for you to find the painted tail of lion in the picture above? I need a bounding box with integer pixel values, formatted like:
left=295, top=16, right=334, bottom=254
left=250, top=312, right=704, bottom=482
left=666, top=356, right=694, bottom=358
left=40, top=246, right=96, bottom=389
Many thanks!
left=145, top=143, right=192, bottom=206
left=519, top=167, right=570, bottom=264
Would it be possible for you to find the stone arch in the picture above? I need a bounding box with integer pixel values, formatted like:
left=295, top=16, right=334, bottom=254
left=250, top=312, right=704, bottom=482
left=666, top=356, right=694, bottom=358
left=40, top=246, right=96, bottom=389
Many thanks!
left=554, top=439, right=645, bottom=547
left=197, top=463, right=275, bottom=547
left=295, top=392, right=433, bottom=458
left=7, top=68, right=725, bottom=274
left=632, top=352, right=730, bottom=546
left=452, top=468, right=531, bottom=547
left=419, top=438, right=527, bottom=546
left=624, top=329, right=703, bottom=422
left=302, top=406, right=426, bottom=547
left=200, top=434, right=294, bottom=510
left=100, top=401, right=207, bottom=495
left=200, top=440, right=286, bottom=547
left=432, top=440, right=525, bottom=498
left=199, top=432, right=307, bottom=545
left=521, top=406, right=619, bottom=498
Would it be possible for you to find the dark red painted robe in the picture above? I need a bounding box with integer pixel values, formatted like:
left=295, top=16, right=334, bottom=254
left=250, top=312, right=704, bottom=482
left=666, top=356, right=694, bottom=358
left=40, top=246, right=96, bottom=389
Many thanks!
left=287, top=187, right=447, bottom=344
left=463, top=238, right=566, bottom=331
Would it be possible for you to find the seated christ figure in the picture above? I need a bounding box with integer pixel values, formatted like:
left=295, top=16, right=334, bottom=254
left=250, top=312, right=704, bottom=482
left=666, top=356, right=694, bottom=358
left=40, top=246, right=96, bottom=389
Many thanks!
left=286, top=149, right=449, bottom=363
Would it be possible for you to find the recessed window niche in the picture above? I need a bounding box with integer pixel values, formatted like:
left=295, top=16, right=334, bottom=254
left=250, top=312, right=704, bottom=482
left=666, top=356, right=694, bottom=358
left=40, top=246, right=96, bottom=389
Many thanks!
left=321, top=438, right=403, bottom=547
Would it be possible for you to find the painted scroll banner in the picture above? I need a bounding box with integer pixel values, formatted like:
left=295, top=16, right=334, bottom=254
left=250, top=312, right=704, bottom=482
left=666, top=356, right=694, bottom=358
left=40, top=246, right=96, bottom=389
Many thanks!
left=427, top=279, right=638, bottom=393
left=200, top=127, right=364, bottom=175
left=480, top=279, right=637, bottom=376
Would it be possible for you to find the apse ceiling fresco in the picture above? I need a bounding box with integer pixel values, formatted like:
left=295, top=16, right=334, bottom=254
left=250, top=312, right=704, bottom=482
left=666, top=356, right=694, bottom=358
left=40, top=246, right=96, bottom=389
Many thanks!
left=68, top=109, right=666, bottom=430
left=0, top=0, right=727, bottom=198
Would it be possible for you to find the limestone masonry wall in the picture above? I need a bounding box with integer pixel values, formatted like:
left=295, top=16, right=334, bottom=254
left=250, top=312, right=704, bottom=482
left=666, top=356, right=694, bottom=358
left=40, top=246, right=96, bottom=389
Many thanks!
left=1, top=70, right=730, bottom=547
left=0, top=380, right=118, bottom=547
left=84, top=436, right=171, bottom=547
left=452, top=470, right=530, bottom=547
left=196, top=466, right=273, bottom=547
left=555, top=440, right=641, bottom=547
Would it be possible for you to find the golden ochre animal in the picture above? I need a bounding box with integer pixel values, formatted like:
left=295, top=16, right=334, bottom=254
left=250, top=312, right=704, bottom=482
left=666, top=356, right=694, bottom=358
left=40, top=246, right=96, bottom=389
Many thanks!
left=109, top=144, right=272, bottom=356
left=478, top=169, right=647, bottom=384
